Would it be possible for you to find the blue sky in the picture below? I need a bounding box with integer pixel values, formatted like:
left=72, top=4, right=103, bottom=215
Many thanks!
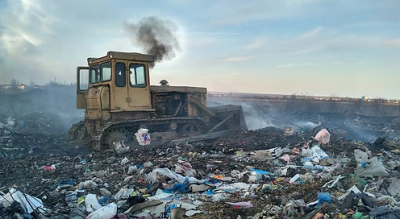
left=0, top=0, right=399, bottom=99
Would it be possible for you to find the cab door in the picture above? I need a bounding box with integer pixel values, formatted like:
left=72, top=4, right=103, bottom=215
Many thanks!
left=77, top=66, right=89, bottom=109
left=126, top=62, right=152, bottom=109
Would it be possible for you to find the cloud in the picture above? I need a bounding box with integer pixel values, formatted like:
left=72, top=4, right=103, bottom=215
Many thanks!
left=0, top=0, right=57, bottom=55
left=285, top=46, right=324, bottom=54
left=295, top=27, right=324, bottom=41
left=207, top=0, right=326, bottom=25
left=245, top=37, right=266, bottom=50
left=223, top=56, right=254, bottom=62
left=255, top=26, right=400, bottom=56
left=0, top=0, right=134, bottom=84
left=344, top=20, right=400, bottom=28
left=382, top=38, right=400, bottom=47
left=277, top=62, right=366, bottom=68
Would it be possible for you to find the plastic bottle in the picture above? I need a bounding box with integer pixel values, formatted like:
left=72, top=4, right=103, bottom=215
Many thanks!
left=289, top=174, right=300, bottom=183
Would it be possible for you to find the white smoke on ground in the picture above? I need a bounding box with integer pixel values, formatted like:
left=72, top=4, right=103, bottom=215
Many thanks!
left=240, top=102, right=275, bottom=130
left=208, top=99, right=275, bottom=130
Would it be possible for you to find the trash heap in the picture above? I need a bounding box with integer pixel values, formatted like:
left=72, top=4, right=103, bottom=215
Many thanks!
left=1, top=127, right=400, bottom=219
left=0, top=113, right=78, bottom=159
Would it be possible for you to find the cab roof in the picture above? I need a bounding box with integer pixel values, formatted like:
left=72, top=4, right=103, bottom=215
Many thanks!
left=87, top=51, right=155, bottom=65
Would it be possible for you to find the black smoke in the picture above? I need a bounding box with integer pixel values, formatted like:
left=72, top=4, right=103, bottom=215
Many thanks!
left=124, top=16, right=180, bottom=68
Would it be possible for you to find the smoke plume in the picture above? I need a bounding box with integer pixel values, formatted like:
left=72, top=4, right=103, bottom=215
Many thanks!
left=124, top=16, right=180, bottom=68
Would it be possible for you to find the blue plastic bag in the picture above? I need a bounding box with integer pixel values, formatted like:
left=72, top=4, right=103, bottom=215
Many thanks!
left=163, top=183, right=187, bottom=193
left=250, top=169, right=271, bottom=175
left=316, top=192, right=332, bottom=207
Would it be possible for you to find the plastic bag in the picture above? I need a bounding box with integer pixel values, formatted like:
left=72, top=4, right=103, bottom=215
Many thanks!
left=254, top=150, right=272, bottom=161
left=85, top=194, right=102, bottom=213
left=324, top=163, right=342, bottom=173
left=121, top=157, right=129, bottom=165
left=79, top=180, right=97, bottom=190
left=388, top=179, right=400, bottom=196
left=127, top=166, right=137, bottom=175
left=175, top=160, right=196, bottom=177
left=301, top=148, right=313, bottom=157
left=115, top=141, right=129, bottom=154
left=316, top=192, right=332, bottom=207
left=225, top=201, right=253, bottom=209
left=148, top=168, right=187, bottom=184
left=312, top=145, right=329, bottom=160
left=354, top=149, right=368, bottom=167
left=113, top=188, right=135, bottom=200
left=87, top=203, right=118, bottom=219
left=315, top=129, right=330, bottom=144
left=135, top=128, right=151, bottom=145
left=248, top=172, right=262, bottom=183
left=355, top=157, right=389, bottom=178
left=0, top=188, right=43, bottom=214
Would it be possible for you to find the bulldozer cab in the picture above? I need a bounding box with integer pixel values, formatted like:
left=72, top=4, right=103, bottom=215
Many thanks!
left=76, top=51, right=155, bottom=114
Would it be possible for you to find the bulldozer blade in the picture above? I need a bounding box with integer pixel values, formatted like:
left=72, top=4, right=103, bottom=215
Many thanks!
left=208, top=104, right=247, bottom=131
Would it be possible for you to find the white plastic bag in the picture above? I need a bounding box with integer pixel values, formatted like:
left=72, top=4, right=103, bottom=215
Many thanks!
left=301, top=148, right=313, bottom=157
left=312, top=146, right=329, bottom=160
left=113, top=188, right=134, bottom=200
left=355, top=157, right=389, bottom=178
left=87, top=203, right=117, bottom=219
left=79, top=180, right=97, bottom=190
left=85, top=194, right=102, bottom=213
left=388, top=178, right=400, bottom=196
left=135, top=128, right=151, bottom=145
left=127, top=166, right=137, bottom=175
left=354, top=149, right=369, bottom=163
left=175, top=160, right=196, bottom=177
left=254, top=150, right=272, bottom=161
left=114, top=141, right=129, bottom=154
left=248, top=172, right=262, bottom=183
left=121, top=157, right=129, bottom=165
left=1, top=189, right=43, bottom=214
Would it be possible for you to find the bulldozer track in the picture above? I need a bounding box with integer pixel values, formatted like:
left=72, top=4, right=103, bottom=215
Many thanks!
left=91, top=117, right=209, bottom=150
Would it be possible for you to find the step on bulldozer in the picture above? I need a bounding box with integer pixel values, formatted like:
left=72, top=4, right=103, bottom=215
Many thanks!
left=68, top=51, right=247, bottom=151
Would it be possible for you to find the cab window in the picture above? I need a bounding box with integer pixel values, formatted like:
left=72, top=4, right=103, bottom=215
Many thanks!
left=79, top=68, right=89, bottom=90
left=115, top=62, right=126, bottom=87
left=101, top=62, right=111, bottom=82
left=89, top=65, right=100, bottom=83
left=129, top=64, right=146, bottom=87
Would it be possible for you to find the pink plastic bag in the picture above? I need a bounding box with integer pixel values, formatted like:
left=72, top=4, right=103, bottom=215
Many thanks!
left=44, top=165, right=56, bottom=171
left=315, top=129, right=331, bottom=145
left=280, top=154, right=291, bottom=163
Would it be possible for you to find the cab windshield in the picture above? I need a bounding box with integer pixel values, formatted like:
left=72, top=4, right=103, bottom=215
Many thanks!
left=89, top=62, right=112, bottom=84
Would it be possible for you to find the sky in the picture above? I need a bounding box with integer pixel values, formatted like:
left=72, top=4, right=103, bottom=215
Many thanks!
left=0, top=0, right=399, bottom=99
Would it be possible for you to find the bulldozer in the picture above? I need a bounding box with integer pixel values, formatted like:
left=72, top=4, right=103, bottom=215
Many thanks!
left=68, top=51, right=247, bottom=151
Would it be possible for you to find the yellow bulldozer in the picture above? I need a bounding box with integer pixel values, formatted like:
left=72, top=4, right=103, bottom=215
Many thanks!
left=68, top=51, right=247, bottom=151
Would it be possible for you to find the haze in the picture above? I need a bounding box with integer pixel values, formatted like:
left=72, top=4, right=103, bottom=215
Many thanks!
left=0, top=0, right=399, bottom=99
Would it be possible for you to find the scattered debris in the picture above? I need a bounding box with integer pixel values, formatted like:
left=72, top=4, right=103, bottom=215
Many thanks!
left=1, top=111, right=400, bottom=219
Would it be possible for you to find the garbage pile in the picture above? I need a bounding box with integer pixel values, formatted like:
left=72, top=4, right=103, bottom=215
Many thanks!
left=0, top=113, right=80, bottom=159
left=0, top=126, right=400, bottom=219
